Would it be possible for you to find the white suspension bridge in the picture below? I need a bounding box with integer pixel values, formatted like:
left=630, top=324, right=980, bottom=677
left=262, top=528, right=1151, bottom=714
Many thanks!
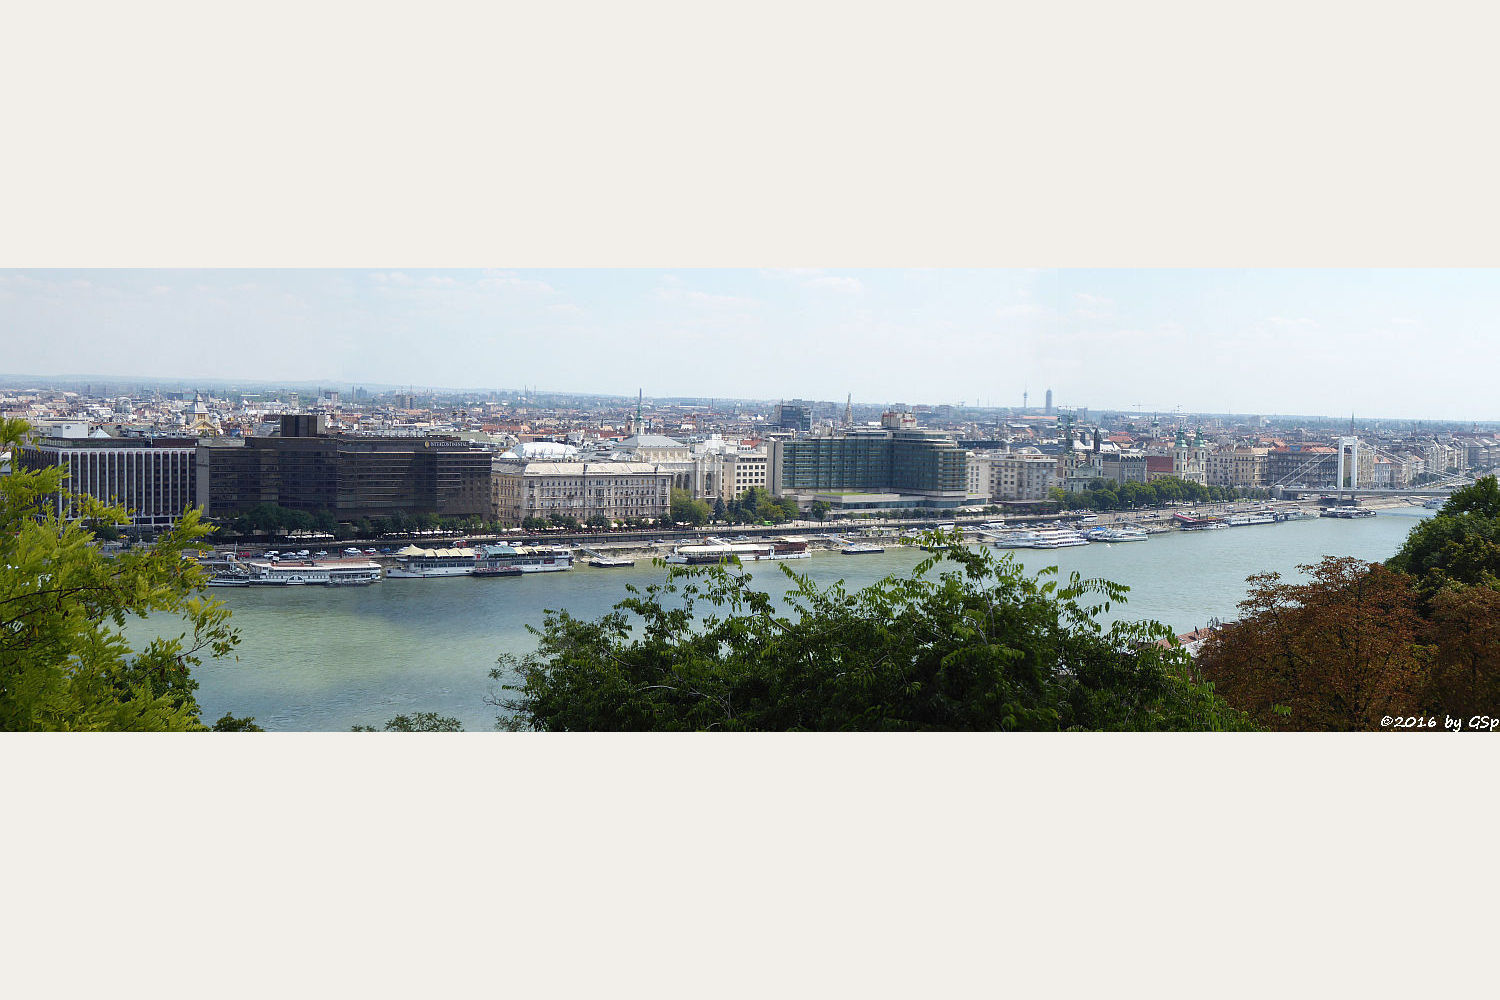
left=1270, top=435, right=1476, bottom=499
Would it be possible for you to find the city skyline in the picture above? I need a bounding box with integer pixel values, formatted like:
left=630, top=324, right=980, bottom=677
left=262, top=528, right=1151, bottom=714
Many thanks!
left=3, top=268, right=1498, bottom=421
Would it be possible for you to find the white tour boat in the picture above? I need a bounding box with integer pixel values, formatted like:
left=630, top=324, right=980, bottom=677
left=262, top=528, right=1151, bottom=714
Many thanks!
left=385, top=545, right=479, bottom=578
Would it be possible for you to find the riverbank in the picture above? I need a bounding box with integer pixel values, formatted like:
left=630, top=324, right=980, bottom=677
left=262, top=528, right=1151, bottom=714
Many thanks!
left=208, top=496, right=1440, bottom=568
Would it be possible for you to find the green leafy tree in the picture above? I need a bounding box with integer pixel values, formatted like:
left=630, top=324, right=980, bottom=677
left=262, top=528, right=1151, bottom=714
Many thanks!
left=352, top=712, right=464, bottom=732
left=488, top=532, right=1255, bottom=732
left=211, top=713, right=264, bottom=731
left=670, top=489, right=710, bottom=526
left=1387, top=476, right=1500, bottom=594
left=0, top=418, right=248, bottom=731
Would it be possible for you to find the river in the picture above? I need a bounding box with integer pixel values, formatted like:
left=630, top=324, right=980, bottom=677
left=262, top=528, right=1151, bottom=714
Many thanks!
left=137, top=508, right=1432, bottom=730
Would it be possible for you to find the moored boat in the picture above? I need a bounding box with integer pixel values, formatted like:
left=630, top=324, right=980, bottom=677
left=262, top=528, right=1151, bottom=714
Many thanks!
left=386, top=545, right=479, bottom=578
left=1093, top=526, right=1149, bottom=542
left=473, top=544, right=575, bottom=575
left=666, top=538, right=811, bottom=564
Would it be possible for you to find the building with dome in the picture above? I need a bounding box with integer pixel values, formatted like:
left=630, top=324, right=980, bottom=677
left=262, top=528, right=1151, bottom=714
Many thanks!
left=184, top=391, right=220, bottom=436
left=501, top=440, right=580, bottom=462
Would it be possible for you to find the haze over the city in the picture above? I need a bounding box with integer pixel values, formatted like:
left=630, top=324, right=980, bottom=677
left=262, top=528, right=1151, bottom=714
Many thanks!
left=2, top=268, right=1495, bottom=421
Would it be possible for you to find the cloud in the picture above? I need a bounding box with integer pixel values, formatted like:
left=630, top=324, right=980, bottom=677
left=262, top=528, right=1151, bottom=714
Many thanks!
left=476, top=270, right=555, bottom=294
left=802, top=275, right=863, bottom=293
left=996, top=302, right=1047, bottom=319
left=653, top=285, right=758, bottom=308
left=1268, top=315, right=1318, bottom=329
left=1073, top=291, right=1114, bottom=321
left=760, top=268, right=863, bottom=293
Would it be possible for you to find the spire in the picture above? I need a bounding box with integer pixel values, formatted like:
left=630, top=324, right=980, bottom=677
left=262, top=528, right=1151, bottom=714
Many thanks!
left=843, top=393, right=853, bottom=427
left=636, top=389, right=643, bottom=436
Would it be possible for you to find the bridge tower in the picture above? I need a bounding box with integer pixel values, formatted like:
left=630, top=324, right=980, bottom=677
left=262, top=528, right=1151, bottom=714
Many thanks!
left=1336, top=436, right=1361, bottom=494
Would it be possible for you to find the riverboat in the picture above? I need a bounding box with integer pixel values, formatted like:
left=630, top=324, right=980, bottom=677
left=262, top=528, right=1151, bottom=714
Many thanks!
left=1319, top=507, right=1377, bottom=518
left=208, top=572, right=251, bottom=587
left=1173, top=512, right=1228, bottom=530
left=386, top=545, right=479, bottom=578
left=1029, top=528, right=1090, bottom=548
left=666, top=539, right=811, bottom=564
left=242, top=557, right=383, bottom=586
left=1225, top=513, right=1276, bottom=526
left=473, top=544, right=575, bottom=575
left=841, top=543, right=885, bottom=555
left=1092, top=527, right=1149, bottom=542
left=992, top=530, right=1041, bottom=549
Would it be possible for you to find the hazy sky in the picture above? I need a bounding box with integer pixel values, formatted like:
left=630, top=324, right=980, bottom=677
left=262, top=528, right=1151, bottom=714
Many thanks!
left=1, top=268, right=1495, bottom=420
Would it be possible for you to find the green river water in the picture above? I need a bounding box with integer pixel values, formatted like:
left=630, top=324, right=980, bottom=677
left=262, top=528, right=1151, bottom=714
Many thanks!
left=130, top=508, right=1432, bottom=730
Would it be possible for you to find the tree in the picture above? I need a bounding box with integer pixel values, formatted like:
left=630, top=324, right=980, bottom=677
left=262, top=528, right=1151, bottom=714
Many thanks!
left=488, top=532, right=1255, bottom=732
left=1194, top=557, right=1428, bottom=731
left=808, top=500, right=830, bottom=521
left=1422, top=584, right=1500, bottom=717
left=713, top=496, right=727, bottom=522
left=211, top=713, right=264, bottom=731
left=670, top=488, right=709, bottom=526
left=0, top=418, right=248, bottom=731
left=352, top=712, right=464, bottom=732
left=1387, top=476, right=1500, bottom=594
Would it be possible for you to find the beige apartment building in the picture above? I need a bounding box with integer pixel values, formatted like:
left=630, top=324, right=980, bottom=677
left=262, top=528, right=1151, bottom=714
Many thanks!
left=985, top=452, right=1057, bottom=501
left=492, top=460, right=673, bottom=525
left=721, top=451, right=769, bottom=499
left=1206, top=446, right=1269, bottom=488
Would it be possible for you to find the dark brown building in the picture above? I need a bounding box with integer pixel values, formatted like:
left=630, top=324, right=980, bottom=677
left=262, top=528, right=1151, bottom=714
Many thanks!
left=196, top=416, right=492, bottom=520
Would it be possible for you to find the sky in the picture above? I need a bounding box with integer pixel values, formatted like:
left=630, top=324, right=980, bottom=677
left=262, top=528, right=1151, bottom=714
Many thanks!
left=0, top=268, right=1495, bottom=420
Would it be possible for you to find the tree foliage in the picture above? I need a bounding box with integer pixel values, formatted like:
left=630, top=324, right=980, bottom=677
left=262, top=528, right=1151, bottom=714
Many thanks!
left=670, top=488, right=710, bottom=526
left=1056, top=476, right=1264, bottom=512
left=1387, top=476, right=1500, bottom=594
left=722, top=487, right=799, bottom=525
left=489, top=532, right=1255, bottom=731
left=1199, top=476, right=1500, bottom=730
left=1193, top=558, right=1427, bottom=731
left=0, top=418, right=246, bottom=731
left=351, top=712, right=464, bottom=732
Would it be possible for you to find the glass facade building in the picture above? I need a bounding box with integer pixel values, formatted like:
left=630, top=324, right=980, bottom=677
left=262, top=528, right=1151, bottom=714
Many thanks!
left=771, top=429, right=967, bottom=498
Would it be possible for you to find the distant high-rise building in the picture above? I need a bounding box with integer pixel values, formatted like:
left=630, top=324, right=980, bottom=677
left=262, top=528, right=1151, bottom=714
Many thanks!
left=1045, top=389, right=1053, bottom=415
left=775, top=400, right=812, bottom=432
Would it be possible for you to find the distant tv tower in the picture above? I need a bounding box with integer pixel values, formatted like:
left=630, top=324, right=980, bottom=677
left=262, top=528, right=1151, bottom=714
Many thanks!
left=843, top=393, right=853, bottom=427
